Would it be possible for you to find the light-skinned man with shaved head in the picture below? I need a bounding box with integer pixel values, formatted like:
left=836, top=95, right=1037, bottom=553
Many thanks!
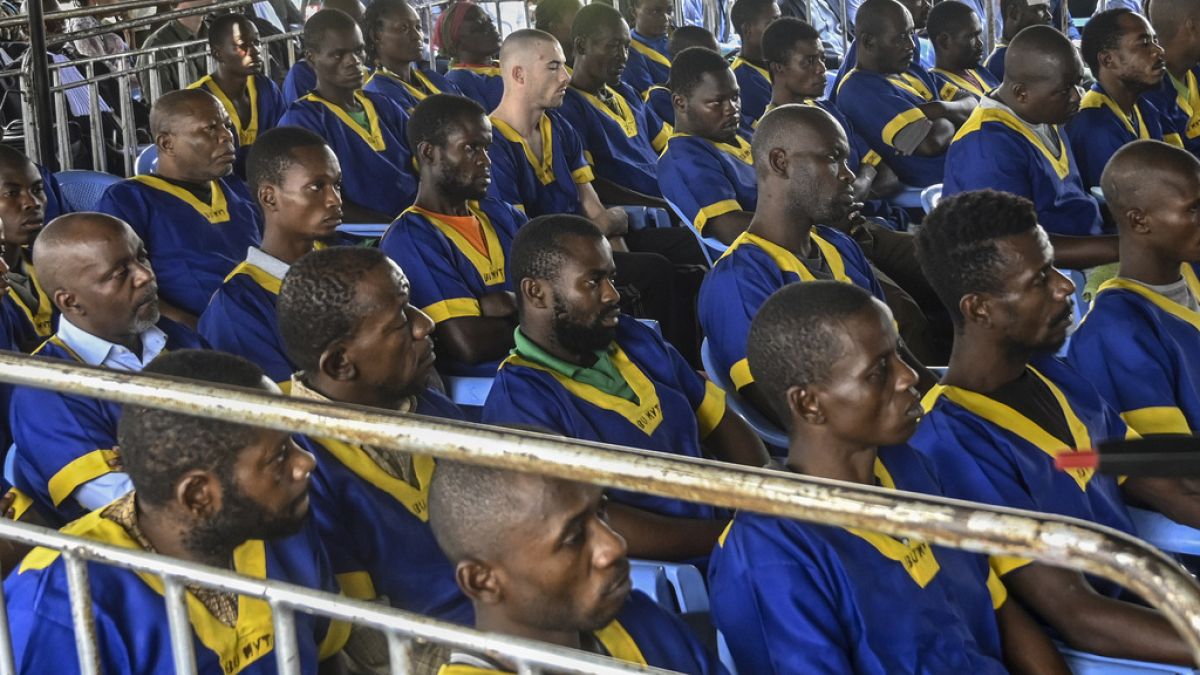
left=7, top=213, right=206, bottom=526
left=1146, top=0, right=1200, bottom=155
left=97, top=89, right=263, bottom=326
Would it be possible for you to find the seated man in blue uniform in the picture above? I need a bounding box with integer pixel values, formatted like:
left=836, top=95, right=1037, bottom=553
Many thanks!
left=97, top=89, right=263, bottom=324
left=0, top=146, right=56, bottom=352
left=710, top=280, right=1068, bottom=675
left=836, top=0, right=973, bottom=189
left=199, top=126, right=346, bottom=385
left=428, top=459, right=727, bottom=674
left=381, top=94, right=525, bottom=374
left=657, top=46, right=757, bottom=246
left=829, top=0, right=936, bottom=102
left=363, top=0, right=462, bottom=113
left=189, top=13, right=287, bottom=177
left=621, top=0, right=674, bottom=95
left=912, top=188, right=1200, bottom=664
left=928, top=0, right=1001, bottom=101
left=440, top=2, right=505, bottom=111
left=945, top=26, right=1115, bottom=243
left=1069, top=9, right=1180, bottom=190
left=1069, top=140, right=1200, bottom=436
left=643, top=25, right=719, bottom=126
left=277, top=246, right=473, bottom=626
left=1146, top=0, right=1200, bottom=156
left=280, top=8, right=417, bottom=223
left=984, top=0, right=1052, bottom=81
left=283, top=0, right=364, bottom=101
left=560, top=4, right=671, bottom=207
left=482, top=214, right=768, bottom=563
left=729, top=0, right=781, bottom=134
left=6, top=350, right=350, bottom=674
left=699, top=105, right=938, bottom=425
left=8, top=213, right=207, bottom=526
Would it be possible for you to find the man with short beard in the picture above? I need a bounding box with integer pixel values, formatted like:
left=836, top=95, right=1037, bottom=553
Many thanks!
left=482, top=214, right=768, bottom=566
left=5, top=350, right=350, bottom=673
left=7, top=213, right=206, bottom=526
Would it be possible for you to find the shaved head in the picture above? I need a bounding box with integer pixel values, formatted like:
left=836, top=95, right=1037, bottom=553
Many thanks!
left=1004, top=24, right=1077, bottom=85
left=856, top=0, right=908, bottom=39
left=33, top=212, right=130, bottom=297
left=752, top=103, right=843, bottom=173
left=499, top=28, right=561, bottom=71
left=1102, top=139, right=1200, bottom=223
left=1150, top=0, right=1200, bottom=41
left=149, top=88, right=223, bottom=138
left=753, top=104, right=856, bottom=225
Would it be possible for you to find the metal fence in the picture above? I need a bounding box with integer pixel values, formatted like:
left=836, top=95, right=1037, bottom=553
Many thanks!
left=0, top=351, right=1197, bottom=673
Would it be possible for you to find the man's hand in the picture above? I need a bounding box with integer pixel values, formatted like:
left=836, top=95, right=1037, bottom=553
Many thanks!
left=600, top=207, right=630, bottom=238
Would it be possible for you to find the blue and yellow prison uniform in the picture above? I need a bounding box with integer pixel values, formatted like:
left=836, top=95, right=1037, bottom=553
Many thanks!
left=910, top=356, right=1136, bottom=592
left=930, top=66, right=999, bottom=102
left=296, top=387, right=473, bottom=624
left=944, top=104, right=1105, bottom=236
left=486, top=111, right=594, bottom=216
left=835, top=66, right=947, bottom=187
left=364, top=65, right=463, bottom=113
left=1, top=251, right=56, bottom=353
left=197, top=253, right=294, bottom=385
left=698, top=228, right=884, bottom=395
left=8, top=318, right=205, bottom=526
left=984, top=44, right=1007, bottom=82
left=436, top=591, right=727, bottom=675
left=732, top=56, right=772, bottom=136
left=558, top=83, right=671, bottom=198
left=621, top=30, right=671, bottom=96
left=379, top=200, right=525, bottom=375
left=445, top=64, right=504, bottom=111
left=1144, top=66, right=1200, bottom=156
left=279, top=89, right=417, bottom=219
left=1067, top=265, right=1200, bottom=436
left=96, top=175, right=263, bottom=316
left=1066, top=84, right=1182, bottom=189
left=5, top=503, right=349, bottom=674
left=282, top=59, right=316, bottom=102
left=829, top=38, right=936, bottom=103
left=644, top=84, right=674, bottom=126
left=657, top=132, right=756, bottom=235
left=482, top=316, right=729, bottom=523
left=188, top=73, right=287, bottom=175
left=709, top=445, right=1009, bottom=675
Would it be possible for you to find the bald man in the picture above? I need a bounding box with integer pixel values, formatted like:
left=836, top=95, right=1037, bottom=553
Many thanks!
left=97, top=89, right=263, bottom=325
left=1145, top=0, right=1200, bottom=155
left=943, top=25, right=1120, bottom=268
left=7, top=213, right=206, bottom=525
left=427, top=460, right=726, bottom=674
left=1069, top=140, right=1200, bottom=437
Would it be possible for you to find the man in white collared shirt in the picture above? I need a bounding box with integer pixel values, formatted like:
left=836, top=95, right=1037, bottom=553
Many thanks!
left=7, top=213, right=207, bottom=525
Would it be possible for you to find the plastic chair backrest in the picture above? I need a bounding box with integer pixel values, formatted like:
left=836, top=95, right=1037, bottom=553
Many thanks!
left=54, top=170, right=122, bottom=212
left=443, top=375, right=494, bottom=408
left=135, top=144, right=158, bottom=176
left=700, top=338, right=789, bottom=451
left=1127, top=507, right=1200, bottom=557
left=920, top=184, right=942, bottom=214
left=335, top=223, right=390, bottom=237
left=664, top=198, right=727, bottom=267
left=1060, top=646, right=1198, bottom=674
left=629, top=561, right=677, bottom=612
left=717, top=631, right=740, bottom=675
left=890, top=185, right=925, bottom=210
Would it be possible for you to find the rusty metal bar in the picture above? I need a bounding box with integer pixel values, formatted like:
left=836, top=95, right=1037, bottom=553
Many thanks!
left=63, top=553, right=101, bottom=675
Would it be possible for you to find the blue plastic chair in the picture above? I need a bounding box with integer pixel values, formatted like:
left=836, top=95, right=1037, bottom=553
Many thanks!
left=920, top=184, right=942, bottom=214
left=665, top=198, right=728, bottom=267
left=621, top=205, right=670, bottom=231
left=823, top=71, right=837, bottom=99
left=54, top=170, right=122, bottom=212
left=335, top=223, right=390, bottom=237
left=1060, top=647, right=1198, bottom=674
left=1128, top=507, right=1200, bottom=557
left=629, top=560, right=710, bottom=614
left=1056, top=268, right=1088, bottom=357
left=135, top=144, right=158, bottom=175
left=717, top=631, right=740, bottom=675
left=629, top=561, right=675, bottom=610
left=443, top=375, right=494, bottom=408
left=889, top=185, right=925, bottom=210
left=700, top=338, right=789, bottom=451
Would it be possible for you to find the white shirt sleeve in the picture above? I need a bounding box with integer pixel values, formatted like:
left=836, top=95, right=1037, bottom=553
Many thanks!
left=74, top=472, right=135, bottom=512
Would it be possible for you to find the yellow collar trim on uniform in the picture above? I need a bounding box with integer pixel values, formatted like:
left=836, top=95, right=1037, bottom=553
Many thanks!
left=490, top=114, right=558, bottom=185
left=132, top=174, right=231, bottom=223
left=731, top=56, right=770, bottom=81
left=1079, top=89, right=1148, bottom=139
left=451, top=63, right=501, bottom=76
left=1169, top=69, right=1200, bottom=138
left=226, top=261, right=282, bottom=295
left=1095, top=264, right=1200, bottom=332
left=845, top=458, right=942, bottom=587
left=190, top=74, right=261, bottom=146
left=921, top=365, right=1095, bottom=490
left=930, top=68, right=991, bottom=98
left=667, top=131, right=752, bottom=165
left=7, top=251, right=53, bottom=337
left=301, top=90, right=387, bottom=151
left=630, top=38, right=671, bottom=69
left=954, top=106, right=1070, bottom=179
left=310, top=437, right=435, bottom=521
left=573, top=85, right=639, bottom=137
left=721, top=230, right=849, bottom=282
left=20, top=511, right=276, bottom=674
left=404, top=202, right=506, bottom=286
left=434, top=619, right=646, bottom=674
left=371, top=66, right=443, bottom=103
left=886, top=71, right=933, bottom=101
left=502, top=345, right=664, bottom=436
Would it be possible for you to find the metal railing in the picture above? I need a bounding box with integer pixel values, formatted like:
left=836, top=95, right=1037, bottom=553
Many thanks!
left=0, top=351, right=1197, bottom=672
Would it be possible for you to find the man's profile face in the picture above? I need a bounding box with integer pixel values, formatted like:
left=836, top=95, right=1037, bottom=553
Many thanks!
left=782, top=120, right=857, bottom=225
left=983, top=228, right=1076, bottom=354
left=580, top=20, right=631, bottom=89
left=525, top=40, right=573, bottom=109
left=1106, top=13, right=1166, bottom=90
left=770, top=38, right=827, bottom=100
left=166, top=97, right=238, bottom=180
left=432, top=115, right=494, bottom=201
left=872, top=7, right=918, bottom=74
left=217, top=20, right=264, bottom=76
left=66, top=222, right=160, bottom=339
left=941, top=14, right=985, bottom=69
left=311, top=26, right=367, bottom=92
left=271, top=145, right=343, bottom=241
left=681, top=69, right=742, bottom=143
left=1137, top=167, right=1200, bottom=265
left=0, top=160, right=46, bottom=249
left=1022, top=52, right=1083, bottom=124
left=547, top=235, right=621, bottom=355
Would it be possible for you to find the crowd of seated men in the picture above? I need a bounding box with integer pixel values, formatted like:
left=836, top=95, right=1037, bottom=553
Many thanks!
left=6, top=0, right=1200, bottom=670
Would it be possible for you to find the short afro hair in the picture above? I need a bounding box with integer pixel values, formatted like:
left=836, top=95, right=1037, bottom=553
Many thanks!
left=1081, top=8, right=1135, bottom=74
left=304, top=8, right=359, bottom=55
left=761, top=16, right=821, bottom=66
left=429, top=460, right=534, bottom=563
left=535, top=0, right=583, bottom=32
left=570, top=2, right=625, bottom=47
left=916, top=189, right=1040, bottom=326
left=925, top=0, right=977, bottom=44
left=245, top=125, right=331, bottom=194
left=668, top=25, right=718, bottom=57
left=509, top=213, right=605, bottom=311
left=747, top=281, right=878, bottom=427
left=362, top=0, right=412, bottom=67
left=406, top=94, right=487, bottom=151
left=118, top=350, right=270, bottom=507
left=668, top=46, right=730, bottom=98
left=731, top=0, right=778, bottom=35
left=207, top=12, right=257, bottom=51
left=277, top=246, right=393, bottom=374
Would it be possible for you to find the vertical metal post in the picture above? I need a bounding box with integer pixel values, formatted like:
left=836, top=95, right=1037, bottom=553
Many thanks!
left=52, top=72, right=71, bottom=171
left=840, top=0, right=850, bottom=66
left=386, top=631, right=413, bottom=673
left=285, top=37, right=296, bottom=67
left=271, top=603, right=300, bottom=675
left=150, top=65, right=163, bottom=105
left=63, top=554, right=101, bottom=675
left=176, top=44, right=190, bottom=90
left=163, top=578, right=198, bottom=675
left=24, top=0, right=55, bottom=166
left=984, top=0, right=996, bottom=59
left=117, top=64, right=137, bottom=176
left=19, top=72, right=37, bottom=164
left=86, top=62, right=105, bottom=173
left=0, top=556, right=19, bottom=675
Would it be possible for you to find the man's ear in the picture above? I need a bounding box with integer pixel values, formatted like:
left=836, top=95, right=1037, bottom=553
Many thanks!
left=417, top=139, right=437, bottom=167
left=787, top=384, right=825, bottom=426
left=768, top=146, right=790, bottom=178
left=258, top=184, right=279, bottom=212
left=157, top=130, right=174, bottom=155
left=318, top=341, right=357, bottom=382
left=1010, top=81, right=1028, bottom=104
left=859, top=31, right=876, bottom=51
left=671, top=92, right=687, bottom=114
left=176, top=470, right=221, bottom=520
left=53, top=288, right=79, bottom=318
left=960, top=292, right=993, bottom=329
left=1126, top=206, right=1150, bottom=235
left=456, top=559, right=502, bottom=605
left=521, top=277, right=551, bottom=310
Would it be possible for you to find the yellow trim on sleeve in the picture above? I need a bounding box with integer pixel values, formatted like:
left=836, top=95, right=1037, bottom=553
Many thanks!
left=1166, top=132, right=1184, bottom=147
left=6, top=487, right=32, bottom=521
left=422, top=297, right=483, bottom=323
left=317, top=618, right=352, bottom=661
left=986, top=568, right=1008, bottom=610
left=693, top=199, right=743, bottom=232
left=650, top=123, right=671, bottom=153
left=730, top=357, right=754, bottom=390
left=335, top=571, right=377, bottom=600
left=938, top=82, right=960, bottom=101
left=571, top=165, right=595, bottom=184
left=696, top=380, right=727, bottom=439
left=48, top=448, right=121, bottom=508
left=861, top=149, right=882, bottom=167
left=991, top=554, right=1033, bottom=577
left=717, top=519, right=734, bottom=547
left=1120, top=406, right=1192, bottom=436
left=881, top=108, right=930, bottom=148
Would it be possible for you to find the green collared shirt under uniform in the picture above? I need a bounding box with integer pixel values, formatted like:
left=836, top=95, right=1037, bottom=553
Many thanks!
left=511, top=328, right=636, bottom=402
